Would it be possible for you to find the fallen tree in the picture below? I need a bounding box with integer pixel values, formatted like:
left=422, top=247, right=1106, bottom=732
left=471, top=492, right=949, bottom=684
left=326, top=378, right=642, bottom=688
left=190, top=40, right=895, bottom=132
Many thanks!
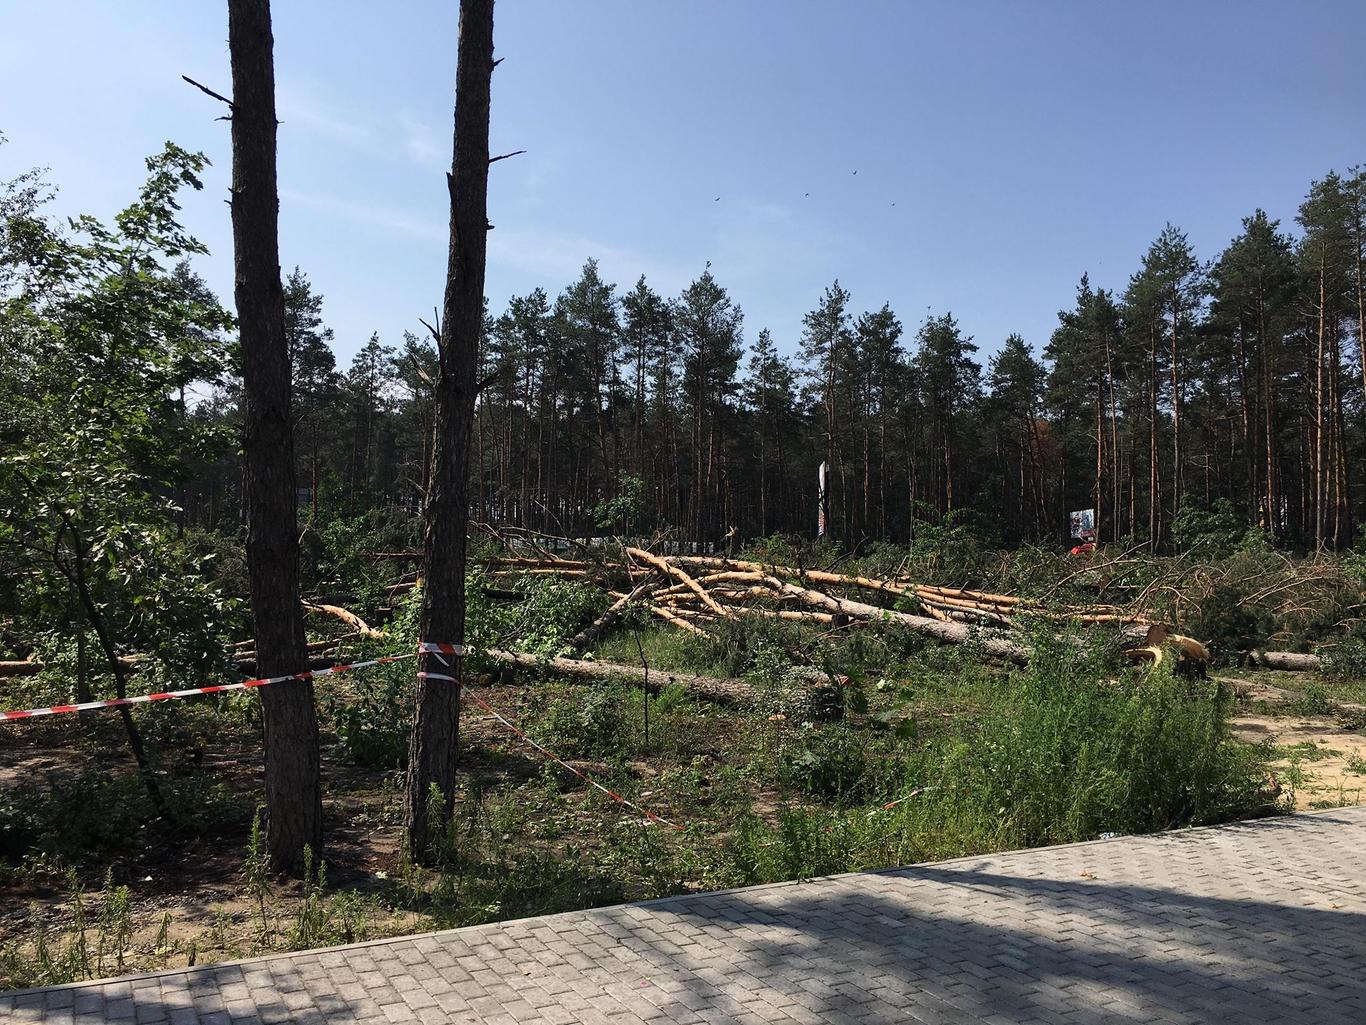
left=475, top=648, right=759, bottom=705
left=1243, top=650, right=1323, bottom=672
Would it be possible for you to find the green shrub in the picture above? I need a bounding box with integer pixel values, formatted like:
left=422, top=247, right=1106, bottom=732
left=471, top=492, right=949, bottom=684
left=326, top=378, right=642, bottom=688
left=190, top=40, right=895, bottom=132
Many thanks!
left=1323, top=623, right=1366, bottom=680
left=1292, top=682, right=1335, bottom=716
left=728, top=637, right=1279, bottom=885
left=944, top=664, right=1254, bottom=842
left=0, top=764, right=243, bottom=869
left=1172, top=499, right=1248, bottom=559
left=777, top=724, right=873, bottom=802
left=1185, top=582, right=1274, bottom=659
left=902, top=509, right=996, bottom=586
left=537, top=685, right=630, bottom=760
left=329, top=663, right=413, bottom=769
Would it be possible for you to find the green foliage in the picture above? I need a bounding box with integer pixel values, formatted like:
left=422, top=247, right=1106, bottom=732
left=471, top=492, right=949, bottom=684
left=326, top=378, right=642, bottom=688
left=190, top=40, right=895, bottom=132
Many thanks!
left=0, top=763, right=242, bottom=869
left=1172, top=499, right=1250, bottom=559
left=243, top=807, right=271, bottom=946
left=1185, top=582, right=1275, bottom=658
left=1323, top=623, right=1366, bottom=681
left=728, top=638, right=1279, bottom=885
left=461, top=568, right=605, bottom=664
left=402, top=779, right=626, bottom=928
left=537, top=685, right=631, bottom=760
left=1291, top=682, right=1335, bottom=716
left=0, top=144, right=236, bottom=746
left=903, top=509, right=995, bottom=585
left=592, top=473, right=645, bottom=534
left=0, top=869, right=132, bottom=990
left=515, top=577, right=605, bottom=658
left=776, top=724, right=874, bottom=802
left=328, top=663, right=413, bottom=769
left=937, top=648, right=1264, bottom=843
left=300, top=507, right=418, bottom=613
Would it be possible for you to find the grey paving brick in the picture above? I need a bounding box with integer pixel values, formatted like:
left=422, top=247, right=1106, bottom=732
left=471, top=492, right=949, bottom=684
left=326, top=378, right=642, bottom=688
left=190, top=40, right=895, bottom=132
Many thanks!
left=4, top=809, right=1366, bottom=1022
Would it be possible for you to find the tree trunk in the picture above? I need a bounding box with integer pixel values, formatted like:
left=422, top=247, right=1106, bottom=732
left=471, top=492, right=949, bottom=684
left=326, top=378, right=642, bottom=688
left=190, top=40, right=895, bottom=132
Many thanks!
left=228, top=0, right=321, bottom=875
left=1170, top=290, right=1183, bottom=522
left=405, top=0, right=495, bottom=859
left=1315, top=257, right=1327, bottom=548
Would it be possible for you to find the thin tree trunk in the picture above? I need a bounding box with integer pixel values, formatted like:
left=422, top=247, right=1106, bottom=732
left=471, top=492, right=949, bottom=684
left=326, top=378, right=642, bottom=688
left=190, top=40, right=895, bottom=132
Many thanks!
left=228, top=0, right=321, bottom=875
left=1315, top=258, right=1327, bottom=548
left=405, top=0, right=495, bottom=859
left=1170, top=291, right=1183, bottom=522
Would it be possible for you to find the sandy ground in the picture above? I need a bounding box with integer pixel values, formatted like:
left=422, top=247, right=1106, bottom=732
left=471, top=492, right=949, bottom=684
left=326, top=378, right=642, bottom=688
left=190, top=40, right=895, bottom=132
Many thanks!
left=1231, top=714, right=1366, bottom=806
left=1222, top=674, right=1366, bottom=806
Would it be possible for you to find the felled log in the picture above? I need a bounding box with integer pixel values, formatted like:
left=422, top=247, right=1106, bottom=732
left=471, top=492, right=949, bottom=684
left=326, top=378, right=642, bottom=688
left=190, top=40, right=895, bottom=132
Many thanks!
left=487, top=567, right=590, bottom=577
left=302, top=602, right=385, bottom=639
left=478, top=649, right=756, bottom=704
left=626, top=547, right=732, bottom=619
left=669, top=556, right=1144, bottom=626
left=235, top=635, right=357, bottom=665
left=0, top=655, right=142, bottom=678
left=1244, top=650, right=1322, bottom=672
left=0, top=660, right=44, bottom=678
left=485, top=556, right=590, bottom=571
left=765, top=578, right=1032, bottom=666
left=564, top=577, right=659, bottom=653
left=646, top=604, right=710, bottom=635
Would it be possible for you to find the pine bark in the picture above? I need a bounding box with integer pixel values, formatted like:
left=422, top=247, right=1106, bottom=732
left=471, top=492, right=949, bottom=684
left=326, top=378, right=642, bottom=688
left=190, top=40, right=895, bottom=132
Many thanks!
left=228, top=0, right=322, bottom=874
left=405, top=0, right=495, bottom=859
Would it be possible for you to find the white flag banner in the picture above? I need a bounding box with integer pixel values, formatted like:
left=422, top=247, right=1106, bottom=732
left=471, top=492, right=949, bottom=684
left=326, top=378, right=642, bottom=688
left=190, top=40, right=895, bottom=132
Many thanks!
left=817, top=461, right=828, bottom=537
left=1069, top=507, right=1097, bottom=541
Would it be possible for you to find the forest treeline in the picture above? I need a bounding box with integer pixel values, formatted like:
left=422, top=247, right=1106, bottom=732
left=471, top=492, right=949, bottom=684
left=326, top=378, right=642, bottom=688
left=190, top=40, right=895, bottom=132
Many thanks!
left=8, top=151, right=1366, bottom=552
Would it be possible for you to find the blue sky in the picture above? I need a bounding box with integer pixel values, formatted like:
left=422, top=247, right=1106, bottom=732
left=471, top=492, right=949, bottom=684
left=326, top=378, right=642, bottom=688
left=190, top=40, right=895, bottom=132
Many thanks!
left=2, top=1, right=1362, bottom=367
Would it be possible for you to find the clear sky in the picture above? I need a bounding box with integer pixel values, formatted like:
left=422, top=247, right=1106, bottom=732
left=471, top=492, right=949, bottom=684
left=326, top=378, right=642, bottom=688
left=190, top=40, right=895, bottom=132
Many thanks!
left=2, top=1, right=1362, bottom=366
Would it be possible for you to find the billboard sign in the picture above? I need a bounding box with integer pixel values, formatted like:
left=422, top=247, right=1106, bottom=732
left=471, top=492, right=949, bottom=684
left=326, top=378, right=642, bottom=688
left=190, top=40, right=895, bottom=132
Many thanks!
left=1069, top=507, right=1097, bottom=541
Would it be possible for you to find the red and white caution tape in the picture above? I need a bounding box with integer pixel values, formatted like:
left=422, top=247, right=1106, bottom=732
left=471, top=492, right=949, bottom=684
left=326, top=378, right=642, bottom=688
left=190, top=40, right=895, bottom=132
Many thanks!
left=422, top=641, right=685, bottom=832
left=0, top=654, right=416, bottom=721
left=417, top=641, right=466, bottom=682
left=4, top=636, right=687, bottom=833
left=868, top=786, right=930, bottom=816
left=463, top=687, right=684, bottom=831
left=419, top=642, right=468, bottom=656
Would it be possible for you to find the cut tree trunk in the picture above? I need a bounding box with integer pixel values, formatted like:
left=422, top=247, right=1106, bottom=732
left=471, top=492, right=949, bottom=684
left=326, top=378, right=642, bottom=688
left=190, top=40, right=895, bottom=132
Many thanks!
left=405, top=0, right=495, bottom=861
left=766, top=578, right=1032, bottom=666
left=564, top=576, right=659, bottom=653
left=1244, top=651, right=1322, bottom=672
left=477, top=650, right=758, bottom=705
left=228, top=0, right=321, bottom=875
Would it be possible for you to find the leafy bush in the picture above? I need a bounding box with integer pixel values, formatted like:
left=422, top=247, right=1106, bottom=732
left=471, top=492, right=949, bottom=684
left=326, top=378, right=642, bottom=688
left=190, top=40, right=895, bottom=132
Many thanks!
left=1172, top=499, right=1248, bottom=559
left=728, top=637, right=1279, bottom=885
left=0, top=764, right=243, bottom=868
left=1320, top=623, right=1366, bottom=680
left=329, top=663, right=413, bottom=769
left=1186, top=582, right=1274, bottom=658
left=777, top=724, right=873, bottom=801
left=300, top=507, right=419, bottom=613
left=902, top=509, right=996, bottom=587
left=461, top=569, right=605, bottom=663
left=941, top=652, right=1266, bottom=842
left=1292, top=682, right=1335, bottom=716
left=537, top=685, right=630, bottom=760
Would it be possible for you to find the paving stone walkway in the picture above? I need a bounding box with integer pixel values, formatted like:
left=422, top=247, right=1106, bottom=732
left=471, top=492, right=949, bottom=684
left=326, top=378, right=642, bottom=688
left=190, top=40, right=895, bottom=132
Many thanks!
left=4, top=807, right=1365, bottom=1024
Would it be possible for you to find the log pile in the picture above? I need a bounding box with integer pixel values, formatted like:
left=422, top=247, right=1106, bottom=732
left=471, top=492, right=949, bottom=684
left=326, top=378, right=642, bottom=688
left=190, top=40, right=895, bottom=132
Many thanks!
left=463, top=547, right=1329, bottom=673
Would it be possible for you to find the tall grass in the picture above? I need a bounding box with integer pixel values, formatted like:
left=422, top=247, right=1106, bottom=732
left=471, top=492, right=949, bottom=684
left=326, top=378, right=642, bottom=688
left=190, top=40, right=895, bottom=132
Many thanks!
left=729, top=638, right=1280, bottom=885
